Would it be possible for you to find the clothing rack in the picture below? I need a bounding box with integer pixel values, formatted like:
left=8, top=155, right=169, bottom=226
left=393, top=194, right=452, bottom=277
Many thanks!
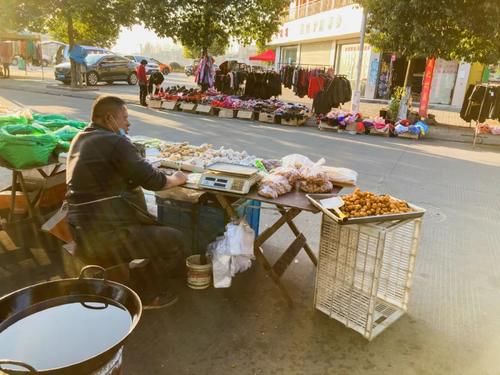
left=278, top=62, right=335, bottom=69
left=472, top=82, right=500, bottom=147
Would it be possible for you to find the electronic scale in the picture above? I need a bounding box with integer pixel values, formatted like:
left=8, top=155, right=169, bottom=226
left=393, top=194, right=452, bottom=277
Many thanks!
left=198, top=163, right=261, bottom=194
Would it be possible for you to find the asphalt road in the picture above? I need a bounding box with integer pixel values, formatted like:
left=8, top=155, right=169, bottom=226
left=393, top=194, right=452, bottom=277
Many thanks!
left=1, top=88, right=500, bottom=375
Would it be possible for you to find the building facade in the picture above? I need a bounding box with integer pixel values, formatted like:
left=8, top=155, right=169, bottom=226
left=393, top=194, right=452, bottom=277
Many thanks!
left=269, top=0, right=477, bottom=107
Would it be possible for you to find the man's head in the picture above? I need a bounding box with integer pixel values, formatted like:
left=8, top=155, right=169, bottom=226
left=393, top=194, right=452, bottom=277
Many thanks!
left=140, top=59, right=148, bottom=65
left=91, top=95, right=130, bottom=134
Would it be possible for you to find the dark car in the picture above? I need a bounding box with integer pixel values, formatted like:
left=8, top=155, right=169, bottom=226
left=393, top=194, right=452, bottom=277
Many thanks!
left=124, top=55, right=161, bottom=75
left=54, top=54, right=138, bottom=86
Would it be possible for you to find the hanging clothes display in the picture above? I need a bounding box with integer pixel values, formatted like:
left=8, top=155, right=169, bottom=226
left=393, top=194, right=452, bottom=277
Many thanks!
left=215, top=71, right=247, bottom=95
left=312, top=76, right=352, bottom=115
left=195, top=56, right=216, bottom=91
left=244, top=72, right=282, bottom=99
left=460, top=84, right=500, bottom=122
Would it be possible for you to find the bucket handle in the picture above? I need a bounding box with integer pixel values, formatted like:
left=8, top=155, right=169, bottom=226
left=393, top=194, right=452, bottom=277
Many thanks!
left=79, top=265, right=107, bottom=281
left=0, top=360, right=37, bottom=373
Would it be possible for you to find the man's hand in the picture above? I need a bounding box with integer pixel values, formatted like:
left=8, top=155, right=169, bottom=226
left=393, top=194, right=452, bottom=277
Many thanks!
left=163, top=171, right=187, bottom=189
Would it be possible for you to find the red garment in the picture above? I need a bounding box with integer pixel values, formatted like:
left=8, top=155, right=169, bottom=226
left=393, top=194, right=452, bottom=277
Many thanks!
left=308, top=76, right=325, bottom=99
left=136, top=64, right=147, bottom=83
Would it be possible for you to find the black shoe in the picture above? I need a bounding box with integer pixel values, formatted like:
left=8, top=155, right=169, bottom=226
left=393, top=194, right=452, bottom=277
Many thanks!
left=142, top=290, right=178, bottom=310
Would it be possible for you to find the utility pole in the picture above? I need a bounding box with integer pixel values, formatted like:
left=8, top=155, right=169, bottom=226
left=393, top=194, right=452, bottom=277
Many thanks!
left=351, top=9, right=367, bottom=113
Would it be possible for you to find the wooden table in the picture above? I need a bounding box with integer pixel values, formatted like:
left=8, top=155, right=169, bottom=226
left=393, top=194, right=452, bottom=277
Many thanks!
left=0, top=160, right=63, bottom=224
left=164, top=179, right=342, bottom=306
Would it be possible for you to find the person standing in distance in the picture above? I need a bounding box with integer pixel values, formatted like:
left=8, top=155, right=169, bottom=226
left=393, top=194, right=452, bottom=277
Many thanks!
left=136, top=59, right=148, bottom=106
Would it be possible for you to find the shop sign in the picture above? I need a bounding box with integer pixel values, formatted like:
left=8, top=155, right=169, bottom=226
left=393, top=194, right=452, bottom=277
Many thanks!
left=419, top=57, right=436, bottom=117
left=270, top=6, right=363, bottom=45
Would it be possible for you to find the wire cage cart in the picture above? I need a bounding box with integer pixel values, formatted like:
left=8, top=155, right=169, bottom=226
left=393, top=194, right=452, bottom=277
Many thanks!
left=311, top=197, right=425, bottom=341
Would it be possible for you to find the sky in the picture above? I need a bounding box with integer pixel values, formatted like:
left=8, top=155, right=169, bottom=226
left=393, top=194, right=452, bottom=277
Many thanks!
left=113, top=25, right=173, bottom=54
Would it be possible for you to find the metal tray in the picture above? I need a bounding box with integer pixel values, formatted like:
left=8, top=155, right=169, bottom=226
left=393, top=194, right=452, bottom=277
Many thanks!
left=306, top=193, right=425, bottom=225
left=206, top=162, right=258, bottom=176
left=160, top=159, right=205, bottom=173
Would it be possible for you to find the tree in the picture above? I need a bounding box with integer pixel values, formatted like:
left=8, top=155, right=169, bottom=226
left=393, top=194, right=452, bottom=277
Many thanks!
left=359, top=0, right=500, bottom=116
left=182, top=40, right=227, bottom=59
left=3, top=0, right=137, bottom=87
left=138, top=0, right=289, bottom=57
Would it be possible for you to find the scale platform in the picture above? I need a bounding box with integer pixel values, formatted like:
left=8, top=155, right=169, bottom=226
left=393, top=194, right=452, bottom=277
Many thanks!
left=198, top=162, right=261, bottom=194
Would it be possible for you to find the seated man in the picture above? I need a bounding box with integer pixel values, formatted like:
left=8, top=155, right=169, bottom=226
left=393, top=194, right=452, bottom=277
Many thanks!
left=66, top=95, right=187, bottom=309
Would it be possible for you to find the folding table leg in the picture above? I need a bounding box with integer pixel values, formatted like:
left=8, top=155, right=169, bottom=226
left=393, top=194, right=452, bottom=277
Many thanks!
left=8, top=171, right=18, bottom=223
left=278, top=206, right=318, bottom=266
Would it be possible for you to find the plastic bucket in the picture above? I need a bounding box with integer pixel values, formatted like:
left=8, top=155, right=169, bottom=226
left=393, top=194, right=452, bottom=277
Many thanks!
left=186, top=255, right=212, bottom=290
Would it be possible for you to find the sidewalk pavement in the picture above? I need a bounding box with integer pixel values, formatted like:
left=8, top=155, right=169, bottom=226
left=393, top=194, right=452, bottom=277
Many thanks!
left=1, top=75, right=499, bottom=146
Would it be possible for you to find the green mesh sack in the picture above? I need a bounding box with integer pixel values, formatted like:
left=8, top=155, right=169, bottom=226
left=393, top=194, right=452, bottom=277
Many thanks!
left=0, top=124, right=59, bottom=168
left=0, top=113, right=30, bottom=125
left=32, top=113, right=68, bottom=122
left=34, top=119, right=87, bottom=130
left=53, top=125, right=81, bottom=141
left=54, top=140, right=71, bottom=154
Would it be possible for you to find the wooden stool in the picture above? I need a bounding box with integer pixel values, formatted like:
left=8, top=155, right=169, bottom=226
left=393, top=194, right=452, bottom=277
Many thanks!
left=62, top=242, right=148, bottom=284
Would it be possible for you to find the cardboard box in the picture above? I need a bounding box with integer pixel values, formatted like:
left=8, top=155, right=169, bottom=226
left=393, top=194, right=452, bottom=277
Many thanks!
left=196, top=104, right=212, bottom=114
left=148, top=99, right=162, bottom=109
left=180, top=102, right=197, bottom=112
left=281, top=118, right=305, bottom=127
left=258, top=112, right=276, bottom=124
left=218, top=108, right=235, bottom=118
left=236, top=110, right=254, bottom=120
left=163, top=100, right=178, bottom=110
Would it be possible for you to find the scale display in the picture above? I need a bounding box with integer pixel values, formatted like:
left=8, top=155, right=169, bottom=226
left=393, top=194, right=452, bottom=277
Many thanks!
left=198, top=163, right=261, bottom=194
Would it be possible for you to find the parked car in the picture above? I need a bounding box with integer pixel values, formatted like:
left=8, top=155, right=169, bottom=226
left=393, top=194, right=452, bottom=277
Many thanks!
left=54, top=45, right=113, bottom=65
left=124, top=55, right=160, bottom=75
left=148, top=58, right=172, bottom=74
left=54, top=54, right=138, bottom=85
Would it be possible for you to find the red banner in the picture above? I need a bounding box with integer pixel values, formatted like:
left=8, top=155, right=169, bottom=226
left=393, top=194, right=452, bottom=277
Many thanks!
left=419, top=57, right=436, bottom=117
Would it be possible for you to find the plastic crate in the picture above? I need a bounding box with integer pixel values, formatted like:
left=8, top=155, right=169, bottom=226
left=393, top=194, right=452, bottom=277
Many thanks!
left=314, top=215, right=422, bottom=340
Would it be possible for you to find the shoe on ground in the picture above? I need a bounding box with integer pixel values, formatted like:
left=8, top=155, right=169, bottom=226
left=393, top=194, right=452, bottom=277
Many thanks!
left=142, top=291, right=178, bottom=310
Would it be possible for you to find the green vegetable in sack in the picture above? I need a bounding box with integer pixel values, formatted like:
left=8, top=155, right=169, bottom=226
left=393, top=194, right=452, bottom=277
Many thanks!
left=0, top=124, right=59, bottom=168
left=53, top=125, right=81, bottom=141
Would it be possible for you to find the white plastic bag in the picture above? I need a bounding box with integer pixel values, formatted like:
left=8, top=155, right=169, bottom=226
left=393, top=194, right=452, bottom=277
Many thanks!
left=281, top=154, right=314, bottom=169
left=321, top=167, right=358, bottom=187
left=226, top=220, right=255, bottom=256
left=231, top=256, right=253, bottom=276
left=207, top=236, right=232, bottom=288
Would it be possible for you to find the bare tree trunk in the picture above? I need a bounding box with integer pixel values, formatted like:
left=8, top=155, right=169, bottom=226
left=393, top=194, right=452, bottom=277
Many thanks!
left=67, top=13, right=78, bottom=88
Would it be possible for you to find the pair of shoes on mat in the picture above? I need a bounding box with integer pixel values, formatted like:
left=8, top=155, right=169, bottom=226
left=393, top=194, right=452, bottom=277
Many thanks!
left=142, top=290, right=178, bottom=310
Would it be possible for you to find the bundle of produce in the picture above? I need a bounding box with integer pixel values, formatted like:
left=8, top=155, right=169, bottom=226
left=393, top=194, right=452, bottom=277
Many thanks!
left=258, top=175, right=292, bottom=199
left=299, top=162, right=332, bottom=193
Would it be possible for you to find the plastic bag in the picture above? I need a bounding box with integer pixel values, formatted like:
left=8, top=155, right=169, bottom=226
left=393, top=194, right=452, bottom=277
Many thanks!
left=299, top=158, right=332, bottom=193
left=208, top=236, right=232, bottom=288
left=225, top=220, right=255, bottom=256
left=258, top=175, right=292, bottom=199
left=53, top=125, right=81, bottom=141
left=0, top=124, right=59, bottom=168
left=321, top=167, right=358, bottom=187
left=490, top=126, right=500, bottom=135
left=282, top=154, right=314, bottom=169
left=273, top=166, right=301, bottom=185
